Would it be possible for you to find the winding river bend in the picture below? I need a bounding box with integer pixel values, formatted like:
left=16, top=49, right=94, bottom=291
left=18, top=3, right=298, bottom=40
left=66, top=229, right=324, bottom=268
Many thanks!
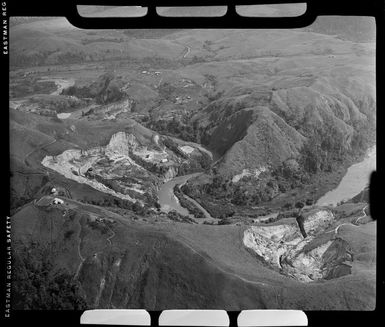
left=158, top=146, right=376, bottom=220
left=157, top=172, right=216, bottom=223
left=158, top=173, right=201, bottom=216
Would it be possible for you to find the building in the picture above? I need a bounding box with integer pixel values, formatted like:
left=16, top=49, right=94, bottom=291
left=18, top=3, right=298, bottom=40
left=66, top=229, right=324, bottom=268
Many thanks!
left=52, top=198, right=64, bottom=205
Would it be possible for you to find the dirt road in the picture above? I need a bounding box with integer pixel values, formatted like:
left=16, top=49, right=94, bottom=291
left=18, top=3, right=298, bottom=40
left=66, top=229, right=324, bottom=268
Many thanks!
left=24, top=139, right=57, bottom=167
left=326, top=205, right=368, bottom=235
left=183, top=46, right=191, bottom=58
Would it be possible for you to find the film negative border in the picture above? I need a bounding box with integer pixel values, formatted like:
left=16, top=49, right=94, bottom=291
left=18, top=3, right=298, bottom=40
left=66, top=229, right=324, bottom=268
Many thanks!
left=2, top=1, right=384, bottom=326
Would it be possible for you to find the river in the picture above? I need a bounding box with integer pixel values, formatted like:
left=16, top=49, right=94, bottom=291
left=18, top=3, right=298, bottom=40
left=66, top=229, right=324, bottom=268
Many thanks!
left=158, top=173, right=201, bottom=216
left=157, top=172, right=216, bottom=222
left=317, top=146, right=376, bottom=206
left=158, top=146, right=376, bottom=219
left=39, top=77, right=75, bottom=95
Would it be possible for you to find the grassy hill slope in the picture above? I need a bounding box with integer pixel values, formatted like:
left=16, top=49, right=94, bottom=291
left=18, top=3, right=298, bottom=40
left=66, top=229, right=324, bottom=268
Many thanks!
left=11, top=200, right=376, bottom=310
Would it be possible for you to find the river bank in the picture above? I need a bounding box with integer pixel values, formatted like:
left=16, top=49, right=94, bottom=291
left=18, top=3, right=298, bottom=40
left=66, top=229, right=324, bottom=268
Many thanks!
left=157, top=172, right=218, bottom=224
left=317, top=146, right=376, bottom=206
left=157, top=144, right=376, bottom=223
left=157, top=173, right=200, bottom=216
left=267, top=145, right=376, bottom=210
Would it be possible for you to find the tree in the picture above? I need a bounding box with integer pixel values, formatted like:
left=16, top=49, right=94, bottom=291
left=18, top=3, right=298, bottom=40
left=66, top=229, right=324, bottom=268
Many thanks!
left=158, top=82, right=175, bottom=100
left=300, top=137, right=321, bottom=173
left=305, top=199, right=313, bottom=206
left=12, top=242, right=87, bottom=310
left=218, top=218, right=232, bottom=225
left=283, top=202, right=293, bottom=210
left=299, top=121, right=348, bottom=174
left=295, top=201, right=305, bottom=209
left=212, top=174, right=224, bottom=189
left=132, top=201, right=145, bottom=215
left=251, top=193, right=261, bottom=205
left=232, top=186, right=247, bottom=206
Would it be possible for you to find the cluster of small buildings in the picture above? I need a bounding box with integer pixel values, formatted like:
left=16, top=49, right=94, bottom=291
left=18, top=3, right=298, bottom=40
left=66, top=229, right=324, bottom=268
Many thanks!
left=141, top=70, right=162, bottom=76
left=22, top=71, right=37, bottom=78
left=95, top=217, right=115, bottom=224
left=102, top=98, right=134, bottom=121
left=175, top=95, right=192, bottom=104
left=138, top=147, right=169, bottom=163
left=49, top=188, right=65, bottom=205
left=180, top=79, right=195, bottom=88
left=52, top=198, right=64, bottom=205
left=88, top=215, right=115, bottom=225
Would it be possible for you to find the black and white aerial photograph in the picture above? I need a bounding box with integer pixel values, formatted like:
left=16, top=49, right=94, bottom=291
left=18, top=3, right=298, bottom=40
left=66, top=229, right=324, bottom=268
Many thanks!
left=9, top=4, right=376, bottom=311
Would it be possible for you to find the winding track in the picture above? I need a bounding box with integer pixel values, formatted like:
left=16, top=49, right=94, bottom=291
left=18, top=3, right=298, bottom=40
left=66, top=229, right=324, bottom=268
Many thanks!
left=173, top=233, right=268, bottom=288
left=326, top=205, right=368, bottom=235
left=74, top=214, right=85, bottom=280
left=38, top=194, right=277, bottom=302
left=74, top=239, right=85, bottom=280
left=183, top=46, right=191, bottom=58
left=18, top=136, right=74, bottom=200
left=74, top=221, right=116, bottom=280
left=24, top=139, right=57, bottom=167
left=355, top=205, right=369, bottom=224
left=106, top=226, right=116, bottom=246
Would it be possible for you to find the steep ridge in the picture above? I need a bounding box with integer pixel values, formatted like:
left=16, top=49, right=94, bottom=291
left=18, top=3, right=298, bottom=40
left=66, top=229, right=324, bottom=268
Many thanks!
left=192, top=70, right=374, bottom=177
left=221, top=107, right=305, bottom=174
left=62, top=72, right=125, bottom=104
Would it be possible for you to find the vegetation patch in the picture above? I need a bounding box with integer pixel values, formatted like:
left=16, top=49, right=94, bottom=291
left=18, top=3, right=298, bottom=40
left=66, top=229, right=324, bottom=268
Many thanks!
left=166, top=210, right=196, bottom=224
left=12, top=241, right=87, bottom=310
left=173, top=185, right=205, bottom=219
